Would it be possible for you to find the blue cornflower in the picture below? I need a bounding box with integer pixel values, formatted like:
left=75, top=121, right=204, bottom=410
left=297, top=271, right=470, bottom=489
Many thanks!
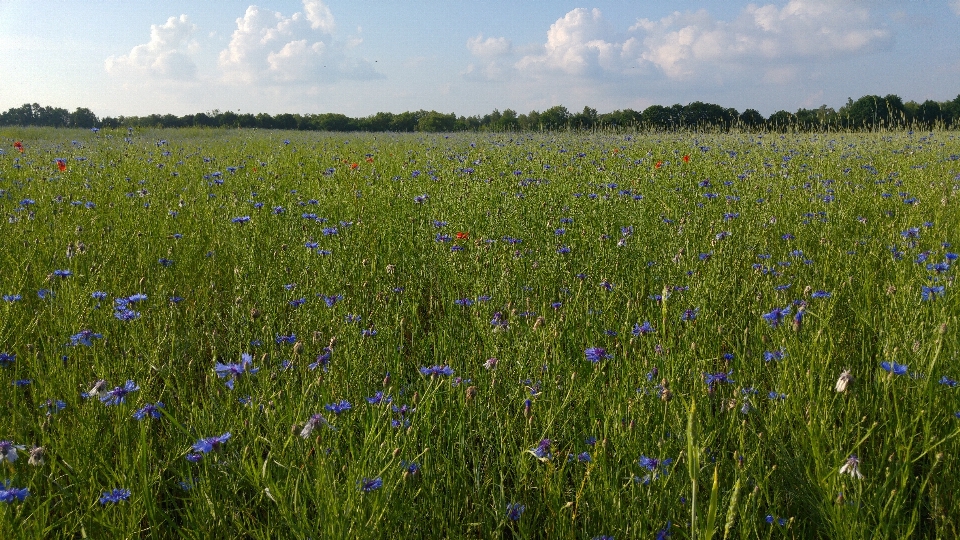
left=704, top=371, right=735, bottom=387
left=133, top=402, right=164, bottom=420
left=69, top=330, right=103, bottom=347
left=454, top=298, right=473, bottom=306
left=0, top=441, right=24, bottom=463
left=921, top=286, right=945, bottom=301
left=584, top=347, right=611, bottom=363
left=13, top=379, right=31, bottom=387
left=309, top=347, right=332, bottom=371
left=401, top=460, right=421, bottom=475
left=359, top=477, right=383, bottom=492
left=880, top=361, right=908, bottom=376
left=99, top=488, right=131, bottom=505
left=900, top=228, right=920, bottom=238
left=100, top=380, right=139, bottom=406
left=419, top=365, right=454, bottom=377
left=322, top=227, right=338, bottom=236
left=321, top=294, right=343, bottom=307
left=275, top=334, right=297, bottom=344
left=289, top=298, right=306, bottom=308
left=192, top=433, right=231, bottom=454
left=529, top=439, right=552, bottom=460
left=91, top=291, right=108, bottom=300
left=761, top=306, right=791, bottom=328
left=811, top=290, right=832, bottom=299
left=680, top=308, right=699, bottom=322
left=0, top=352, right=16, bottom=367
left=939, top=376, right=958, bottom=387
left=0, top=481, right=30, bottom=503
left=37, top=288, right=54, bottom=299
left=3, top=294, right=22, bottom=302
left=324, top=400, right=352, bottom=414
left=53, top=269, right=72, bottom=278
left=214, top=353, right=259, bottom=390
left=768, top=391, right=787, bottom=400
left=763, top=349, right=786, bottom=362
left=506, top=502, right=525, bottom=521
left=366, top=391, right=390, bottom=405
left=655, top=522, right=671, bottom=540
left=557, top=246, right=571, bottom=254
left=413, top=194, right=429, bottom=204
left=231, top=216, right=250, bottom=224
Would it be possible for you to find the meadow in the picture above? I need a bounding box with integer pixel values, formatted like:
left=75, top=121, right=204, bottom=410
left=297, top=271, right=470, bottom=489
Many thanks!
left=0, top=126, right=958, bottom=539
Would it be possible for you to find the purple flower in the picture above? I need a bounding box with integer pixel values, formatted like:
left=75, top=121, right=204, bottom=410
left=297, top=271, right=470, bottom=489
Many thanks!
left=632, top=321, right=655, bottom=336
left=324, top=400, right=352, bottom=414
left=506, top=502, right=525, bottom=521
left=99, top=488, right=131, bottom=504
left=761, top=306, right=791, bottom=328
left=192, top=433, right=231, bottom=454
left=419, top=365, right=454, bottom=377
left=585, top=347, right=611, bottom=363
left=133, top=402, right=164, bottom=420
left=359, top=477, right=382, bottom=492
left=214, top=353, right=259, bottom=390
left=100, top=380, right=139, bottom=406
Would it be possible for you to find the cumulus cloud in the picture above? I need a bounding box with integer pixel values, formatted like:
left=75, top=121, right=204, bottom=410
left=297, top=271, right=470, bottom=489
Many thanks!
left=464, top=34, right=513, bottom=80
left=219, top=1, right=380, bottom=85
left=105, top=15, right=198, bottom=80
left=514, top=1, right=891, bottom=82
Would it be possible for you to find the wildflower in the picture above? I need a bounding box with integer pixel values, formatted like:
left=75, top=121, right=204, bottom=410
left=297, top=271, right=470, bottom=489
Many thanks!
left=584, top=347, right=611, bottom=363
left=359, top=477, right=382, bottom=492
left=0, top=441, right=25, bottom=463
left=56, top=158, right=67, bottom=171
left=99, top=488, right=131, bottom=504
left=835, top=370, right=853, bottom=393
left=214, top=353, right=259, bottom=390
left=839, top=455, right=863, bottom=479
left=0, top=352, right=15, bottom=367
left=324, top=400, right=352, bottom=414
left=921, top=286, right=945, bottom=301
left=13, top=141, right=23, bottom=152
left=276, top=333, right=297, bottom=344
left=82, top=379, right=107, bottom=399
left=100, top=380, right=139, bottom=406
left=133, top=402, right=164, bottom=420
left=761, top=306, right=791, bottom=328
left=506, top=502, right=525, bottom=521
left=309, top=347, right=333, bottom=371
left=939, top=376, right=957, bottom=387
left=27, top=446, right=44, bottom=466
left=633, top=321, right=655, bottom=336
left=231, top=216, right=251, bottom=224
left=69, top=329, right=103, bottom=347
left=299, top=413, right=327, bottom=438
left=401, top=460, right=421, bottom=475
left=192, top=433, right=232, bottom=454
left=419, top=365, right=454, bottom=377
left=0, top=481, right=29, bottom=503
left=3, top=294, right=22, bottom=302
left=763, top=349, right=786, bottom=362
left=655, top=522, right=671, bottom=540
left=529, top=439, right=552, bottom=460
left=811, top=290, right=832, bottom=299
left=880, top=361, right=908, bottom=376
left=704, top=371, right=734, bottom=387
left=483, top=357, right=498, bottom=370
left=680, top=308, right=698, bottom=322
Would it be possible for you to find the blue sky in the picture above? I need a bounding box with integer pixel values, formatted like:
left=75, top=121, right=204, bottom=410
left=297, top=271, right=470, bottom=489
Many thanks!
left=2, top=0, right=959, bottom=118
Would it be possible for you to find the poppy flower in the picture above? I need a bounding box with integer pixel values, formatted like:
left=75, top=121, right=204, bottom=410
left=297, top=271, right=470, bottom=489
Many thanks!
left=456, top=232, right=469, bottom=240
left=683, top=155, right=690, bottom=163
left=13, top=141, right=23, bottom=153
left=350, top=162, right=359, bottom=170
left=655, top=161, right=663, bottom=169
left=56, top=158, right=67, bottom=172
left=365, top=157, right=374, bottom=163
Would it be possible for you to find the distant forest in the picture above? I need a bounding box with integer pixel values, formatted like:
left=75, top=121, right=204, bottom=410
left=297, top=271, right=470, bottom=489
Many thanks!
left=2, top=93, right=960, bottom=132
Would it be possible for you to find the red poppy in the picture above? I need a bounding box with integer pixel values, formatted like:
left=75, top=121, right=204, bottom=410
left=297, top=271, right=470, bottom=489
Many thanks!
left=365, top=157, right=374, bottom=163
left=655, top=161, right=663, bottom=169
left=456, top=232, right=469, bottom=240
left=682, top=155, right=690, bottom=163
left=56, top=159, right=67, bottom=172
left=350, top=162, right=359, bottom=170
left=14, top=141, right=23, bottom=152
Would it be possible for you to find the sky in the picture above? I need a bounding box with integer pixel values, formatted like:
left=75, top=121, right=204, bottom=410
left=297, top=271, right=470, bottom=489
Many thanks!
left=1, top=0, right=959, bottom=118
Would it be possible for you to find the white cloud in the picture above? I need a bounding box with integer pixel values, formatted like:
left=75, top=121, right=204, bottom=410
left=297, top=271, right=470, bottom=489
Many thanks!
left=464, top=34, right=514, bottom=80
left=219, top=3, right=379, bottom=85
left=105, top=15, right=198, bottom=80
left=513, top=2, right=891, bottom=82
left=303, top=0, right=335, bottom=32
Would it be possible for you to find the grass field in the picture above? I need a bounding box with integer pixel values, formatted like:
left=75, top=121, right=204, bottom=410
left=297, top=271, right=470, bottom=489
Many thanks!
left=1, top=127, right=958, bottom=539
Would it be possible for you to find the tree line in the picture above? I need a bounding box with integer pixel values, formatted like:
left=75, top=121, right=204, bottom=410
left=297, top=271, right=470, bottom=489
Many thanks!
left=3, top=94, right=960, bottom=132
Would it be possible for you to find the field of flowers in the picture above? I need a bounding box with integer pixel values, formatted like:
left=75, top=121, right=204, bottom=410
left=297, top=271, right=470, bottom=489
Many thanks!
left=0, top=127, right=958, bottom=538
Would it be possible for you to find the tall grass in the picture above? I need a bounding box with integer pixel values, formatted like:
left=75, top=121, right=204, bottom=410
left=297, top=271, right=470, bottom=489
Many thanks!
left=0, top=127, right=958, bottom=538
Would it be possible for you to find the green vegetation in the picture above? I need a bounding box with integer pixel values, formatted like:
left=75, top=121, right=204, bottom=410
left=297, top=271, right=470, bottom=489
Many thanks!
left=0, top=127, right=958, bottom=538
left=4, top=92, right=960, bottom=132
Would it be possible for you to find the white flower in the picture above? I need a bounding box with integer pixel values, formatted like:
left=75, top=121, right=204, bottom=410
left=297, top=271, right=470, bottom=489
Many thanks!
left=839, top=455, right=863, bottom=479
left=0, top=440, right=25, bottom=463
left=299, top=414, right=325, bottom=438
left=28, top=446, right=44, bottom=466
left=835, top=370, right=853, bottom=393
